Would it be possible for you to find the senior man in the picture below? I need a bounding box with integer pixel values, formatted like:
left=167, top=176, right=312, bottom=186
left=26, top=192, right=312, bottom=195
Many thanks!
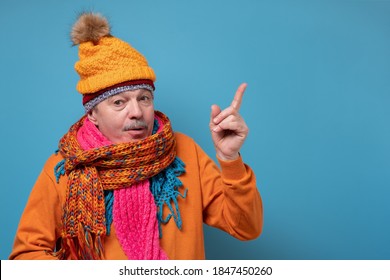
left=9, top=12, right=263, bottom=260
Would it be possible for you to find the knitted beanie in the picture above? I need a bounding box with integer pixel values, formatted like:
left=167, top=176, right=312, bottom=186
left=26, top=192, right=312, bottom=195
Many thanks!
left=71, top=12, right=156, bottom=111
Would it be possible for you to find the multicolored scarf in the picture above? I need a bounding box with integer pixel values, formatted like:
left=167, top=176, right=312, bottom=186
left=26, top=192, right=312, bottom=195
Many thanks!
left=54, top=111, right=185, bottom=259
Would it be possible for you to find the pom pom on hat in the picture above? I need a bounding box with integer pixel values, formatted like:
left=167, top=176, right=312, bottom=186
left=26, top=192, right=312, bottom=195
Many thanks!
left=70, top=11, right=156, bottom=109
left=71, top=12, right=111, bottom=45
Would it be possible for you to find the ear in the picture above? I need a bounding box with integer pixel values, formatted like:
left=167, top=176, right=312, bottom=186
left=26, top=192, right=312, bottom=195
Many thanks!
left=87, top=109, right=99, bottom=125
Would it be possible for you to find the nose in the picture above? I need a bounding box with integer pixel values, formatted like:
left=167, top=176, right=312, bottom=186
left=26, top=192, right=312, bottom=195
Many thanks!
left=126, top=100, right=143, bottom=119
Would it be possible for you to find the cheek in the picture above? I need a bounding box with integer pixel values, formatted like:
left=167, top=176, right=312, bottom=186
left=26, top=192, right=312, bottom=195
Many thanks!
left=146, top=110, right=155, bottom=124
left=102, top=114, right=124, bottom=131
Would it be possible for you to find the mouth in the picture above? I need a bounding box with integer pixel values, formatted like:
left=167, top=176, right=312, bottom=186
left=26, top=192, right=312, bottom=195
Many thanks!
left=125, top=126, right=147, bottom=132
left=123, top=123, right=148, bottom=132
left=122, top=121, right=149, bottom=139
left=123, top=126, right=148, bottom=139
left=127, top=127, right=144, bottom=131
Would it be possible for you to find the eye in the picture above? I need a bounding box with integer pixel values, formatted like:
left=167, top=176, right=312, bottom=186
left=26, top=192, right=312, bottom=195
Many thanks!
left=139, top=93, right=153, bottom=105
left=110, top=97, right=127, bottom=110
left=111, top=97, right=127, bottom=106
left=113, top=99, right=123, bottom=105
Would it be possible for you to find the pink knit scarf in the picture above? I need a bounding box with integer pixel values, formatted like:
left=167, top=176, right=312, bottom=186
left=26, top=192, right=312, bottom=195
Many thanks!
left=77, top=117, right=168, bottom=260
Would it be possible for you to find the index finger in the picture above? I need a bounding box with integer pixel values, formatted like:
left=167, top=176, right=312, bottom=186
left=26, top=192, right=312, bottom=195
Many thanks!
left=231, top=83, right=247, bottom=111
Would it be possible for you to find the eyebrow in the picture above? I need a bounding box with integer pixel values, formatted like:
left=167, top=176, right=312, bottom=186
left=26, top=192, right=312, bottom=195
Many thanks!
left=138, top=89, right=154, bottom=98
left=139, top=89, right=153, bottom=94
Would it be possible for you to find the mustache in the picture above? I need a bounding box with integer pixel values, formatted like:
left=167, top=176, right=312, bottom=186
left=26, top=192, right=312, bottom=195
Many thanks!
left=123, top=120, right=148, bottom=131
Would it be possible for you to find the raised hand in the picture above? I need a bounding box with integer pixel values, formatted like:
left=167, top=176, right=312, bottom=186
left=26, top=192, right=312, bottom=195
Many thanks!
left=209, top=83, right=249, bottom=161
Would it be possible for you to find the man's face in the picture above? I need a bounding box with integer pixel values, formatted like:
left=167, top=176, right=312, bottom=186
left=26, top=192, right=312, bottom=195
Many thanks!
left=87, top=89, right=155, bottom=144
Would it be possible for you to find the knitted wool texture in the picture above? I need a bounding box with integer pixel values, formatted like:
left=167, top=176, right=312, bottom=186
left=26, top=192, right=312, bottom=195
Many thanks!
left=56, top=111, right=176, bottom=259
left=73, top=13, right=156, bottom=95
left=114, top=181, right=168, bottom=259
left=77, top=116, right=168, bottom=260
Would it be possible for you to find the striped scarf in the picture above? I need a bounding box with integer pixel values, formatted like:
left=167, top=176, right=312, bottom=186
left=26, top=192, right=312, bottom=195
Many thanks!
left=55, top=111, right=183, bottom=259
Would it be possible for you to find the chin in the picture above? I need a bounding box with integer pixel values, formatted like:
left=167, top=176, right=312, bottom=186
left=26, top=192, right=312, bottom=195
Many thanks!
left=126, top=133, right=150, bottom=143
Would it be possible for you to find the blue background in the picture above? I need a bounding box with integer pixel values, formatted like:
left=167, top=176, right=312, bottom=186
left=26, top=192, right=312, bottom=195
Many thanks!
left=0, top=0, right=389, bottom=260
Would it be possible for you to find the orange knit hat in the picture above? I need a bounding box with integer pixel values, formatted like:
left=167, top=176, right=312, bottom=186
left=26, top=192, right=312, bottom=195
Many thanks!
left=71, top=12, right=156, bottom=110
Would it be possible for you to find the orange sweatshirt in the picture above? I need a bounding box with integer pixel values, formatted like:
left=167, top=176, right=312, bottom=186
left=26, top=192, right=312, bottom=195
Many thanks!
left=9, top=132, right=263, bottom=260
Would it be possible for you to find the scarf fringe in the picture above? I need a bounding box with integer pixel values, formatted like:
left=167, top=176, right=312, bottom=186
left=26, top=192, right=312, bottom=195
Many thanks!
left=54, top=159, right=66, bottom=183
left=51, top=223, right=105, bottom=260
left=150, top=157, right=187, bottom=238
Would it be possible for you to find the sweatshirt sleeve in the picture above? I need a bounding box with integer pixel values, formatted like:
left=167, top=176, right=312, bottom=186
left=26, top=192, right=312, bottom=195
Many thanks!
left=9, top=158, right=62, bottom=260
left=197, top=143, right=263, bottom=241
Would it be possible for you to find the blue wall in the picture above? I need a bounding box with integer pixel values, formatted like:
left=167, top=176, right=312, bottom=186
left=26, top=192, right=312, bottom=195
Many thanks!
left=0, top=0, right=389, bottom=260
